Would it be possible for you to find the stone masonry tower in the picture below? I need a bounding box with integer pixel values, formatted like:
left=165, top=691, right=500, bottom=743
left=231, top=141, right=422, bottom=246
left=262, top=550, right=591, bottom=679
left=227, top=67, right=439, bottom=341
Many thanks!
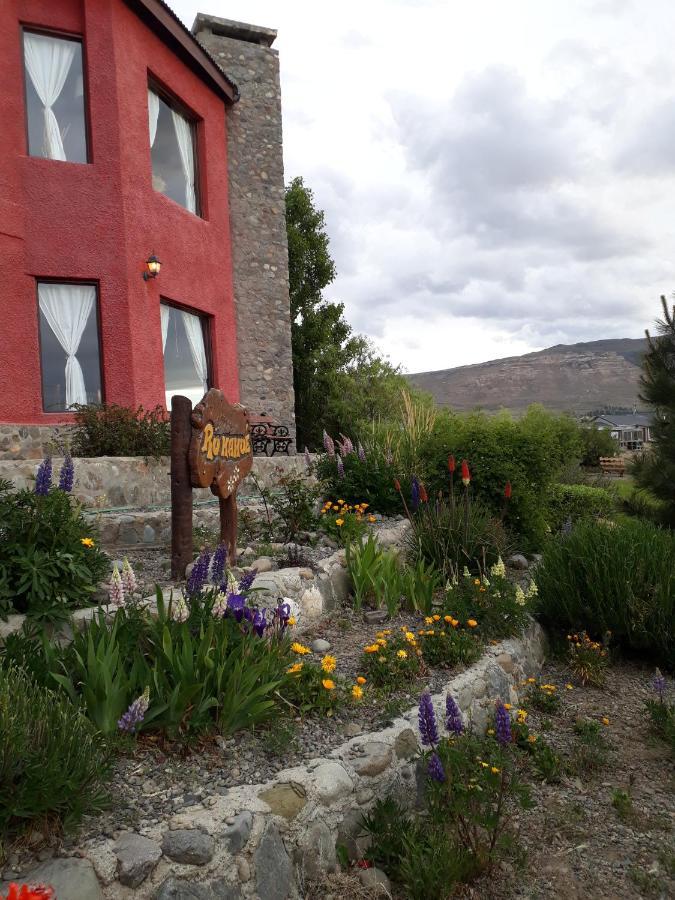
left=193, top=14, right=296, bottom=448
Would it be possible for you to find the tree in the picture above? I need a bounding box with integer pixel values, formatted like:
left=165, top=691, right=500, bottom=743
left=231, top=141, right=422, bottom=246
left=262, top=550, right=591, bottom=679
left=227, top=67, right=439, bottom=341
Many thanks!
left=579, top=424, right=619, bottom=467
left=285, top=177, right=410, bottom=448
left=634, top=296, right=675, bottom=525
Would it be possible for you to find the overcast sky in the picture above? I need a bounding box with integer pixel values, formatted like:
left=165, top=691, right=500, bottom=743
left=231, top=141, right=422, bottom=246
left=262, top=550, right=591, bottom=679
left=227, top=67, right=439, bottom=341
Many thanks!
left=172, top=0, right=675, bottom=373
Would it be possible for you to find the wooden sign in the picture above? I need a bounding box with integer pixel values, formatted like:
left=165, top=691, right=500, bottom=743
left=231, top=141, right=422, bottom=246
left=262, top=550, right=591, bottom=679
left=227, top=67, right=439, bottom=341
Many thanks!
left=170, top=390, right=253, bottom=579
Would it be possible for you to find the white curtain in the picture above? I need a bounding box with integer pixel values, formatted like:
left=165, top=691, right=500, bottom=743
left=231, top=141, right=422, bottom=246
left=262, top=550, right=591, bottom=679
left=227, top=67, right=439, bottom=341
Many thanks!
left=24, top=33, right=75, bottom=161
left=160, top=303, right=170, bottom=351
left=171, top=110, right=196, bottom=213
left=38, top=283, right=95, bottom=408
left=148, top=89, right=160, bottom=148
left=181, top=311, right=208, bottom=393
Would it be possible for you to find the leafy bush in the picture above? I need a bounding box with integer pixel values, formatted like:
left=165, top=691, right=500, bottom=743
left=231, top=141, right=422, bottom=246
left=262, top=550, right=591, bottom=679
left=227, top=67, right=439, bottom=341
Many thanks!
left=319, top=498, right=371, bottom=546
left=0, top=474, right=108, bottom=621
left=441, top=565, right=534, bottom=640
left=253, top=469, right=320, bottom=542
left=361, top=630, right=422, bottom=689
left=579, top=424, right=619, bottom=467
left=536, top=519, right=675, bottom=666
left=547, top=483, right=616, bottom=532
left=315, top=440, right=402, bottom=514
left=0, top=665, right=111, bottom=841
left=566, top=631, right=609, bottom=687
left=71, top=403, right=170, bottom=458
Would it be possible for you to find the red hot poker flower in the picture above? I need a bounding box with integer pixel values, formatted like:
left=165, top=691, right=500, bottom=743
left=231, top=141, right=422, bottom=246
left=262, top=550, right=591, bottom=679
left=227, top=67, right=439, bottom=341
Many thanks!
left=4, top=886, right=54, bottom=900
left=461, top=460, right=471, bottom=486
left=419, top=482, right=429, bottom=503
left=393, top=478, right=401, bottom=492
left=448, top=455, right=456, bottom=473
left=504, top=481, right=512, bottom=500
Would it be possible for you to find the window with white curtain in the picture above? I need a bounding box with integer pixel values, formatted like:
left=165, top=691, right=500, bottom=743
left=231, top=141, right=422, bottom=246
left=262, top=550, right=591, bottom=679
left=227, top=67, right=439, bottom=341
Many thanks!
left=161, top=302, right=209, bottom=408
left=23, top=31, right=88, bottom=163
left=148, top=86, right=199, bottom=215
left=37, top=282, right=102, bottom=412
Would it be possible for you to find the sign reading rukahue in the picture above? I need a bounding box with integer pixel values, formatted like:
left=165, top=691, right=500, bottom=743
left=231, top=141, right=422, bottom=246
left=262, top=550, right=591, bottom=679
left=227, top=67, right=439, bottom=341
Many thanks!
left=189, top=389, right=253, bottom=497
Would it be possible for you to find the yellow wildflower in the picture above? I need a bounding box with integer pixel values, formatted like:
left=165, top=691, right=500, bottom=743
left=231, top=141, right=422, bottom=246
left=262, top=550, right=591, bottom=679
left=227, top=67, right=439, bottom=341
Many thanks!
left=424, top=616, right=434, bottom=625
left=503, top=703, right=512, bottom=710
left=321, top=655, right=337, bottom=673
left=335, top=518, right=344, bottom=527
left=364, top=644, right=379, bottom=653
left=602, top=717, right=610, bottom=726
left=527, top=677, right=536, bottom=684
left=474, top=578, right=481, bottom=586
left=287, top=662, right=303, bottom=675
left=368, top=515, right=376, bottom=523
left=517, top=709, right=527, bottom=720
left=291, top=642, right=311, bottom=655
left=432, top=614, right=441, bottom=621
left=376, top=638, right=387, bottom=646
left=288, top=616, right=297, bottom=626
left=397, top=649, right=408, bottom=659
left=527, top=734, right=537, bottom=743
left=444, top=615, right=452, bottom=623
left=405, top=632, right=416, bottom=642
left=322, top=679, right=335, bottom=691
left=565, top=683, right=574, bottom=690
left=487, top=728, right=495, bottom=736
left=351, top=685, right=363, bottom=700
left=491, top=766, right=500, bottom=774
left=81, top=537, right=95, bottom=548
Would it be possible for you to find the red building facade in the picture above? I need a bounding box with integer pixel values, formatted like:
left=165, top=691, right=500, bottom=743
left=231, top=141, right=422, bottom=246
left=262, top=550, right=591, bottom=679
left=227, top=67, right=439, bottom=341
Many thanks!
left=0, top=0, right=251, bottom=429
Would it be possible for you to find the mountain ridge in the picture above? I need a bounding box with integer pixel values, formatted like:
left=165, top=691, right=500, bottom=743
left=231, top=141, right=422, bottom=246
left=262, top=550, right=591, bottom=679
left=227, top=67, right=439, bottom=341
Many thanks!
left=406, top=338, right=648, bottom=415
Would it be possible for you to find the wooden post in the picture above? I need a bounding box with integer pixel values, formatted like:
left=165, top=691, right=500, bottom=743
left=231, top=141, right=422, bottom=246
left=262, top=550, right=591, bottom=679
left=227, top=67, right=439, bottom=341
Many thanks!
left=171, top=395, right=193, bottom=580
left=219, top=494, right=238, bottom=564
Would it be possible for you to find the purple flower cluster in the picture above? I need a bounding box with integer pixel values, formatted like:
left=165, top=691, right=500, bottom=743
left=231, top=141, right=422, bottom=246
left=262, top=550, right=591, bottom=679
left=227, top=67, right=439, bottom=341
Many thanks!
left=340, top=435, right=354, bottom=455
left=445, top=693, right=463, bottom=736
left=238, top=569, right=257, bottom=593
left=34, top=457, right=52, bottom=496
left=186, top=549, right=212, bottom=596
left=273, top=601, right=292, bottom=631
left=358, top=443, right=366, bottom=462
left=427, top=752, right=446, bottom=783
left=118, top=688, right=150, bottom=734
left=495, top=701, right=512, bottom=746
left=418, top=691, right=440, bottom=747
left=653, top=668, right=667, bottom=701
left=252, top=608, right=268, bottom=637
left=336, top=456, right=345, bottom=479
left=323, top=430, right=335, bottom=457
left=210, top=543, right=228, bottom=586
left=58, top=454, right=74, bottom=492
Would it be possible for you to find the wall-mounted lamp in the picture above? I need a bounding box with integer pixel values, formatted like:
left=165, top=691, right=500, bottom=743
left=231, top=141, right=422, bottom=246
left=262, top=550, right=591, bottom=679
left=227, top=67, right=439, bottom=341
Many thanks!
left=143, top=252, right=161, bottom=281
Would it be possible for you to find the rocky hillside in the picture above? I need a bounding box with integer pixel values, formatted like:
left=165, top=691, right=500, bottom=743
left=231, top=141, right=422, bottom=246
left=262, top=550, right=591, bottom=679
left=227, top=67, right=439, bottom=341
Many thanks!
left=406, top=338, right=648, bottom=414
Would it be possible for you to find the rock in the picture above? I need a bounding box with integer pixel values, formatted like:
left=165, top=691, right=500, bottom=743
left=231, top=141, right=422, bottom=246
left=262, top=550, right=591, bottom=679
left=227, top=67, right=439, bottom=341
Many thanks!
left=142, top=524, right=156, bottom=543
left=485, top=664, right=511, bottom=701
left=223, top=811, right=253, bottom=854
left=83, top=843, right=118, bottom=886
left=258, top=782, right=307, bottom=820
left=250, top=556, right=274, bottom=573
left=394, top=728, right=419, bottom=759
left=299, top=586, right=324, bottom=619
left=352, top=742, right=392, bottom=777
left=311, top=638, right=331, bottom=653
left=298, top=819, right=336, bottom=880
left=236, top=857, right=251, bottom=882
left=337, top=809, right=371, bottom=861
left=0, top=859, right=102, bottom=900
left=161, top=828, right=214, bottom=865
left=496, top=653, right=514, bottom=673
left=313, top=762, right=354, bottom=805
left=344, top=722, right=363, bottom=738
left=254, top=824, right=294, bottom=900
left=298, top=567, right=314, bottom=580
left=155, top=876, right=242, bottom=899
left=114, top=832, right=162, bottom=888
left=363, top=609, right=388, bottom=625
left=358, top=866, right=391, bottom=894
left=507, top=553, right=529, bottom=570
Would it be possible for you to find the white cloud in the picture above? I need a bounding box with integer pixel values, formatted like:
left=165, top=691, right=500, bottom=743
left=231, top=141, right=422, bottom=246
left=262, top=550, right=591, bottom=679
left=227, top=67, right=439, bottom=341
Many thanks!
left=172, top=0, right=675, bottom=371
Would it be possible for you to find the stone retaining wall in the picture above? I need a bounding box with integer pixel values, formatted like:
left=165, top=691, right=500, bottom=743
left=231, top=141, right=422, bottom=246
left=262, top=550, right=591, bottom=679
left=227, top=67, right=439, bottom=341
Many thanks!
left=1, top=622, right=546, bottom=899
left=0, top=455, right=310, bottom=510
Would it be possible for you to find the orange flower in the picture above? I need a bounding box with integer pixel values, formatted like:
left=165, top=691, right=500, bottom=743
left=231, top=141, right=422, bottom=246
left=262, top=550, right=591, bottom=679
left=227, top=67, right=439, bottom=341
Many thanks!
left=356, top=676, right=367, bottom=685
left=461, top=459, right=471, bottom=486
left=80, top=537, right=95, bottom=548
left=467, top=619, right=478, bottom=628
left=322, top=679, right=336, bottom=691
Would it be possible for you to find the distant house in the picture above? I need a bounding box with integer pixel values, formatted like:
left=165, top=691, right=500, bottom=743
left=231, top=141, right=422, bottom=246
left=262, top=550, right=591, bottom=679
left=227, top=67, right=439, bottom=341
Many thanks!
left=591, top=412, right=653, bottom=451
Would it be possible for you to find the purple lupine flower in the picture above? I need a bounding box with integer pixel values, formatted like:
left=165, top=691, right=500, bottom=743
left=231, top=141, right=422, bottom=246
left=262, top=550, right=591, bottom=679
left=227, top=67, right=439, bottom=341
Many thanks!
left=58, top=454, right=74, bottom=492
left=118, top=687, right=150, bottom=734
left=304, top=446, right=312, bottom=469
left=211, top=543, right=228, bottom=586
left=358, top=443, right=366, bottom=462
left=337, top=456, right=345, bottom=479
left=653, top=668, right=667, bottom=702
left=445, top=693, right=463, bottom=736
left=411, top=476, right=421, bottom=512
left=252, top=608, right=268, bottom=637
left=227, top=591, right=246, bottom=622
left=34, top=456, right=52, bottom=496
left=238, top=569, right=257, bottom=593
left=121, top=558, right=137, bottom=596
left=323, top=430, right=335, bottom=457
left=340, top=435, right=354, bottom=454
left=186, top=550, right=211, bottom=596
left=418, top=691, right=440, bottom=747
left=495, top=701, right=512, bottom=746
left=427, top=752, right=446, bottom=783
left=109, top=565, right=125, bottom=608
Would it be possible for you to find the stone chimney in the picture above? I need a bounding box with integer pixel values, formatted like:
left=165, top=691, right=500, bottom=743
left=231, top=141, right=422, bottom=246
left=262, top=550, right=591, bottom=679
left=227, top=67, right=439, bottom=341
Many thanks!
left=193, top=14, right=296, bottom=447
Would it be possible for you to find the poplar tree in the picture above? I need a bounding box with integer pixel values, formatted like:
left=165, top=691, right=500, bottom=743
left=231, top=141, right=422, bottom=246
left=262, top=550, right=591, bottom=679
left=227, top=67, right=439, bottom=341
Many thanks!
left=634, top=296, right=675, bottom=525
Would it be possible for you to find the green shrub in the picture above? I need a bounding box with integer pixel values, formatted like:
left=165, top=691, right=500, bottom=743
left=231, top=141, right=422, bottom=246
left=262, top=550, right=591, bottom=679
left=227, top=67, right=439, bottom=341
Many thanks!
left=319, top=498, right=370, bottom=546
left=0, top=477, right=108, bottom=621
left=547, top=483, right=616, bottom=532
left=579, top=424, right=619, bottom=467
left=71, top=403, right=170, bottom=458
left=536, top=519, right=675, bottom=666
left=253, top=469, right=320, bottom=542
left=442, top=566, right=534, bottom=640
left=0, top=665, right=111, bottom=841
left=315, top=441, right=402, bottom=514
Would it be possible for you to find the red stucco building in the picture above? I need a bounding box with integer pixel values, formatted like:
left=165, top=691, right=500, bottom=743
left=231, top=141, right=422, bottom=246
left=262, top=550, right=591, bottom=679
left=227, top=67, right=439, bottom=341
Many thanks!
left=0, top=1, right=296, bottom=451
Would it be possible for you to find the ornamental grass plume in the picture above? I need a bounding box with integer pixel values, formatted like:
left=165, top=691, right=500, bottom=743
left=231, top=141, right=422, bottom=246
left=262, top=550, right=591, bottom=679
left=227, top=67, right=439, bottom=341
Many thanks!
left=109, top=565, right=124, bottom=608
left=495, top=701, right=512, bottom=745
left=445, top=692, right=463, bottom=736
left=210, top=542, right=228, bottom=586
left=427, top=751, right=446, bottom=783
left=418, top=691, right=440, bottom=747
left=117, top=687, right=150, bottom=734
left=34, top=456, right=52, bottom=496
left=58, top=453, right=74, bottom=492
left=121, top=557, right=137, bottom=596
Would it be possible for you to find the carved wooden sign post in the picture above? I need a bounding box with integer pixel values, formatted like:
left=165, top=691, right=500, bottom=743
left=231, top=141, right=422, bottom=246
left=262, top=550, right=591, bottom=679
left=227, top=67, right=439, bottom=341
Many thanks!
left=170, top=389, right=253, bottom=579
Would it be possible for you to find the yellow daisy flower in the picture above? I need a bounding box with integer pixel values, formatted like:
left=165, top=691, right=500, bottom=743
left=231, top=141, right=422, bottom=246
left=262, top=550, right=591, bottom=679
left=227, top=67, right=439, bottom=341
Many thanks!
left=81, top=537, right=95, bottom=548
left=321, top=655, right=337, bottom=673
left=322, top=679, right=335, bottom=690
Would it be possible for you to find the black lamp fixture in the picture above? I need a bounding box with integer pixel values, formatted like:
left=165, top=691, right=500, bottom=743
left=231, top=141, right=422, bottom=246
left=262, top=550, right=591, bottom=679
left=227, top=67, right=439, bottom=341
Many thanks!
left=143, top=252, right=161, bottom=281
